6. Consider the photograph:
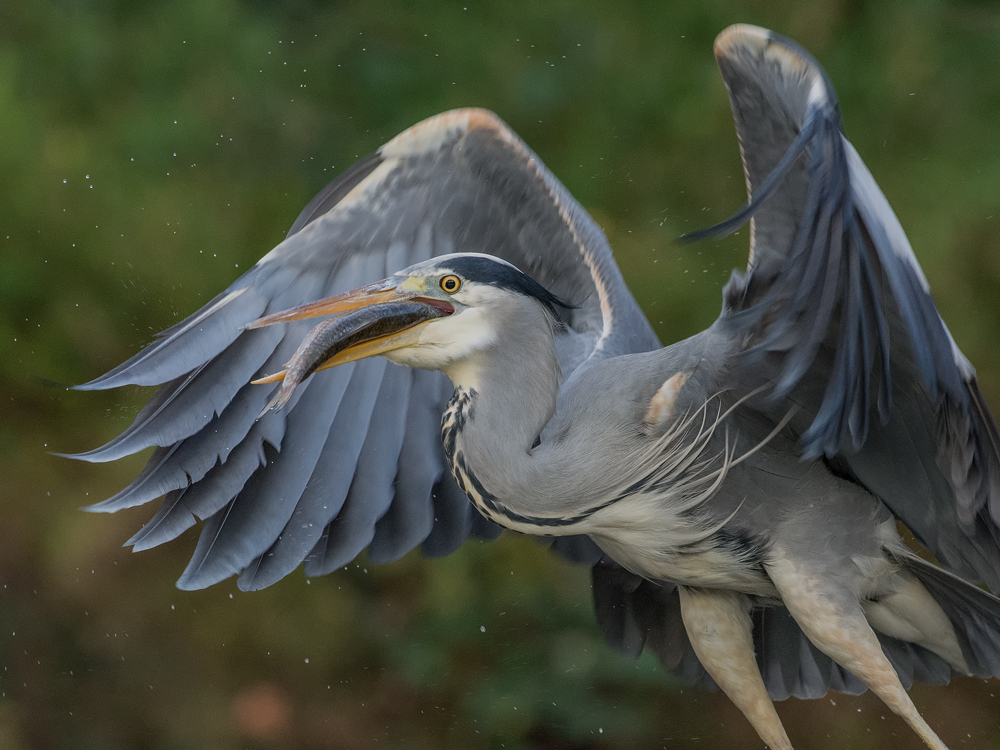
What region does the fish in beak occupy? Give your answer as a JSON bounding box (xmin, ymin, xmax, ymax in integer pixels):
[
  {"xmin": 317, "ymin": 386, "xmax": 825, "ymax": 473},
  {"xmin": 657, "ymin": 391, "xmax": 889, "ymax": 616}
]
[{"xmin": 247, "ymin": 278, "xmax": 453, "ymax": 413}]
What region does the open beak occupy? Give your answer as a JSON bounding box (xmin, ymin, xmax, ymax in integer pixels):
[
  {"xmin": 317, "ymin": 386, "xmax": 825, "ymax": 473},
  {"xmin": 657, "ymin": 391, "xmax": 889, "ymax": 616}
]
[
  {"xmin": 247, "ymin": 279, "xmax": 428, "ymax": 329},
  {"xmin": 247, "ymin": 278, "xmax": 453, "ymax": 413}
]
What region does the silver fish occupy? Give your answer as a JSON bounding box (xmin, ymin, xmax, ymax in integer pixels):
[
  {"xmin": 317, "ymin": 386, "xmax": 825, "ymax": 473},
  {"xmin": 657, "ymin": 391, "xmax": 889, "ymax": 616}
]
[{"xmin": 257, "ymin": 302, "xmax": 450, "ymax": 415}]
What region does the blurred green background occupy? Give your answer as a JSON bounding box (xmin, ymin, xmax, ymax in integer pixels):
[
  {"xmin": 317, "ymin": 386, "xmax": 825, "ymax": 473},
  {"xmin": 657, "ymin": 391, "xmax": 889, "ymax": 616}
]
[{"xmin": 3, "ymin": 0, "xmax": 1000, "ymax": 748}]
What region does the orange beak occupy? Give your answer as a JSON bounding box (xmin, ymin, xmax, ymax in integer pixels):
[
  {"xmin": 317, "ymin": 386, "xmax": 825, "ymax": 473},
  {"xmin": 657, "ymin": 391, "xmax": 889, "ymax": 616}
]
[
  {"xmin": 245, "ymin": 278, "xmax": 454, "ymax": 413},
  {"xmin": 245, "ymin": 279, "xmax": 418, "ymax": 330}
]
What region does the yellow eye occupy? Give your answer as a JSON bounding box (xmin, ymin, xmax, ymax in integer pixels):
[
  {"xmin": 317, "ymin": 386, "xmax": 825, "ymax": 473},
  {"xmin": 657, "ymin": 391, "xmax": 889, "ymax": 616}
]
[{"xmin": 440, "ymin": 275, "xmax": 462, "ymax": 293}]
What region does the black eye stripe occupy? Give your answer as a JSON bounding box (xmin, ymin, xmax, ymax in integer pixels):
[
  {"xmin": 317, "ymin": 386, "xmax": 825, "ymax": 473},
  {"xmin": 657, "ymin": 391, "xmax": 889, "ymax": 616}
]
[{"xmin": 433, "ymin": 256, "xmax": 570, "ymax": 313}]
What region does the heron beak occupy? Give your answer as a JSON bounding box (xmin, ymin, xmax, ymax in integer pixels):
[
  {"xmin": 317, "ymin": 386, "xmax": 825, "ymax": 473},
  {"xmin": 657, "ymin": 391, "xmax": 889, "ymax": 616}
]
[
  {"xmin": 245, "ymin": 277, "xmax": 430, "ymax": 329},
  {"xmin": 248, "ymin": 277, "xmax": 454, "ymax": 412}
]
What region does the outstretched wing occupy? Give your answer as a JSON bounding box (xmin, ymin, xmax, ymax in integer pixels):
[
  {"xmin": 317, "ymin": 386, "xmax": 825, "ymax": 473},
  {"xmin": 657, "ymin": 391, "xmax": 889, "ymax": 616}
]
[
  {"xmin": 66, "ymin": 109, "xmax": 657, "ymax": 591},
  {"xmin": 700, "ymin": 25, "xmax": 1000, "ymax": 589}
]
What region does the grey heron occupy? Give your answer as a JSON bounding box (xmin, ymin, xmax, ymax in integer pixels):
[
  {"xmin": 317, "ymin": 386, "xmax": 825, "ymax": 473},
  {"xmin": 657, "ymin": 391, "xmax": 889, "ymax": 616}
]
[{"xmin": 65, "ymin": 24, "xmax": 1000, "ymax": 750}]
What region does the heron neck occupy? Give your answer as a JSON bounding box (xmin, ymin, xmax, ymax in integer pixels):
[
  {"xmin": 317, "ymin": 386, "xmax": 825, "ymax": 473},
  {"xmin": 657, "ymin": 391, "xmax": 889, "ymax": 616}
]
[
  {"xmin": 440, "ymin": 314, "xmax": 561, "ymax": 462},
  {"xmin": 440, "ymin": 311, "xmax": 599, "ymax": 534}
]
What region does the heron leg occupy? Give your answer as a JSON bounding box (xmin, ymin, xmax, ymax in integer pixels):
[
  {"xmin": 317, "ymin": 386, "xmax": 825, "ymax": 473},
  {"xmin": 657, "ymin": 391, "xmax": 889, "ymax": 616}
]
[
  {"xmin": 765, "ymin": 550, "xmax": 950, "ymax": 750},
  {"xmin": 678, "ymin": 586, "xmax": 793, "ymax": 750}
]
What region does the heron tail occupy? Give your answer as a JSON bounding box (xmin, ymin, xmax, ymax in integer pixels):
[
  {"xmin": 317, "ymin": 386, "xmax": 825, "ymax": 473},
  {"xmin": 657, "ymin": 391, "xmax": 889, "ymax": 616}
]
[{"xmin": 900, "ymin": 554, "xmax": 1000, "ymax": 679}]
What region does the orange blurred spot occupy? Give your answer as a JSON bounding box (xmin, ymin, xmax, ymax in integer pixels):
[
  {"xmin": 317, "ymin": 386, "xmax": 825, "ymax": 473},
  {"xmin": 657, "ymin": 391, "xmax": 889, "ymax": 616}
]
[{"xmin": 231, "ymin": 682, "xmax": 292, "ymax": 739}]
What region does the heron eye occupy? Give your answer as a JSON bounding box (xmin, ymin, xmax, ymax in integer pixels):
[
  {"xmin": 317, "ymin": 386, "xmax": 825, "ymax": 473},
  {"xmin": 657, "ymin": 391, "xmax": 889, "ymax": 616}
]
[{"xmin": 440, "ymin": 275, "xmax": 462, "ymax": 293}]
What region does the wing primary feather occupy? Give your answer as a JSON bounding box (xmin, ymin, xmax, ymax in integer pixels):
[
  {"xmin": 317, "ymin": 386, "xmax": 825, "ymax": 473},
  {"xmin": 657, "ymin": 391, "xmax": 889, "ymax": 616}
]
[
  {"xmin": 176, "ymin": 494, "xmax": 241, "ymax": 589},
  {"xmin": 786, "ymin": 121, "xmax": 848, "ymax": 306},
  {"xmin": 74, "ymin": 277, "xmax": 268, "ymax": 391},
  {"xmin": 855, "ymin": 201, "xmax": 959, "ymax": 403},
  {"xmin": 90, "ymin": 365, "xmax": 287, "ymax": 515},
  {"xmin": 86, "ymin": 443, "xmax": 180, "ymax": 512},
  {"xmin": 969, "ymin": 385, "xmax": 1000, "ymax": 524},
  {"xmin": 85, "ymin": 324, "xmax": 302, "ymax": 510},
  {"xmin": 803, "ymin": 250, "xmax": 855, "ymax": 455},
  {"xmin": 242, "ymin": 358, "xmax": 390, "ymax": 588},
  {"xmin": 766, "ymin": 118, "xmax": 847, "ymax": 361},
  {"xmin": 421, "ymin": 476, "xmax": 476, "ymax": 558},
  {"xmin": 126, "ymin": 393, "xmax": 293, "ymax": 552},
  {"xmin": 774, "ymin": 189, "xmax": 845, "ymax": 401},
  {"xmin": 124, "ymin": 488, "xmax": 188, "ymax": 547},
  {"xmin": 122, "ymin": 254, "xmax": 372, "ymax": 548},
  {"xmin": 176, "ymin": 362, "xmax": 359, "ymax": 590},
  {"xmin": 284, "ymin": 361, "xmax": 406, "ymax": 583},
  {"xmin": 67, "ymin": 326, "xmax": 282, "ymax": 464},
  {"xmin": 714, "ymin": 98, "xmax": 969, "ymax": 459},
  {"xmin": 367, "ymin": 369, "xmax": 450, "ymax": 564},
  {"xmin": 846, "ymin": 241, "xmax": 872, "ymax": 448},
  {"xmin": 852, "ymin": 218, "xmax": 893, "ymax": 422},
  {"xmin": 58, "ymin": 372, "xmax": 194, "ymax": 462}
]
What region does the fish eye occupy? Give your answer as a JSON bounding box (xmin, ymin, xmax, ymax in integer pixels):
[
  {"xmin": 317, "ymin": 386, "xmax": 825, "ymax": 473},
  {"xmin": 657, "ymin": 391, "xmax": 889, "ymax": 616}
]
[{"xmin": 440, "ymin": 275, "xmax": 462, "ymax": 293}]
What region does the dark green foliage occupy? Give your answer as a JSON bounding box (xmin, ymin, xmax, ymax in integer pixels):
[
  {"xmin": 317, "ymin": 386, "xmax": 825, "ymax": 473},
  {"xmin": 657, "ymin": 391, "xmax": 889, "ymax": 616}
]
[{"xmin": 2, "ymin": 1, "xmax": 1000, "ymax": 747}]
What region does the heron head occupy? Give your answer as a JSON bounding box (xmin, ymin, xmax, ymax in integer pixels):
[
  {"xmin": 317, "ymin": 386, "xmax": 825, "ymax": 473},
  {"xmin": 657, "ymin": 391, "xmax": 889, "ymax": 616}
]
[{"xmin": 248, "ymin": 253, "xmax": 567, "ymax": 406}]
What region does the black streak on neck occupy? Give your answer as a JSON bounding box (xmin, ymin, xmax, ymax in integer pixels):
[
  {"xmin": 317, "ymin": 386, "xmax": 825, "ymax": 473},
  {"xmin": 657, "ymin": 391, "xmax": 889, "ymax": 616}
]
[{"xmin": 441, "ymin": 386, "xmax": 618, "ymax": 530}]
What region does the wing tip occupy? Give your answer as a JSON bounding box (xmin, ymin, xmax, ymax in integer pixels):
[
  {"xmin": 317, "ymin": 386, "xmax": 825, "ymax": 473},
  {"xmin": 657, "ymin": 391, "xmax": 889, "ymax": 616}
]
[
  {"xmin": 52, "ymin": 434, "xmax": 149, "ymax": 464},
  {"xmin": 175, "ymin": 561, "xmax": 223, "ymax": 591},
  {"xmin": 81, "ymin": 499, "xmax": 118, "ymax": 513},
  {"xmin": 174, "ymin": 577, "xmax": 209, "ymax": 592},
  {"xmin": 380, "ymin": 108, "xmax": 515, "ymax": 159},
  {"xmin": 714, "ymin": 24, "xmax": 773, "ymax": 59},
  {"xmin": 52, "ymin": 448, "xmax": 118, "ymax": 464},
  {"xmin": 71, "ymin": 372, "xmax": 133, "ymax": 392},
  {"xmin": 714, "ymin": 24, "xmax": 832, "ymax": 108}
]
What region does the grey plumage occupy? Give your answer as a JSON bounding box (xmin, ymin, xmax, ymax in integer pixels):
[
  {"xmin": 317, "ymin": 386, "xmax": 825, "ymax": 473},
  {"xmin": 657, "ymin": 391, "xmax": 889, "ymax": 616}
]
[
  {"xmin": 367, "ymin": 368, "xmax": 456, "ymax": 563},
  {"xmin": 70, "ymin": 107, "xmax": 650, "ymax": 584},
  {"xmin": 704, "ymin": 32, "xmax": 1000, "ymax": 592},
  {"xmin": 65, "ymin": 23, "xmax": 1000, "ymax": 750},
  {"xmin": 246, "ymin": 359, "xmax": 401, "ymax": 589}
]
